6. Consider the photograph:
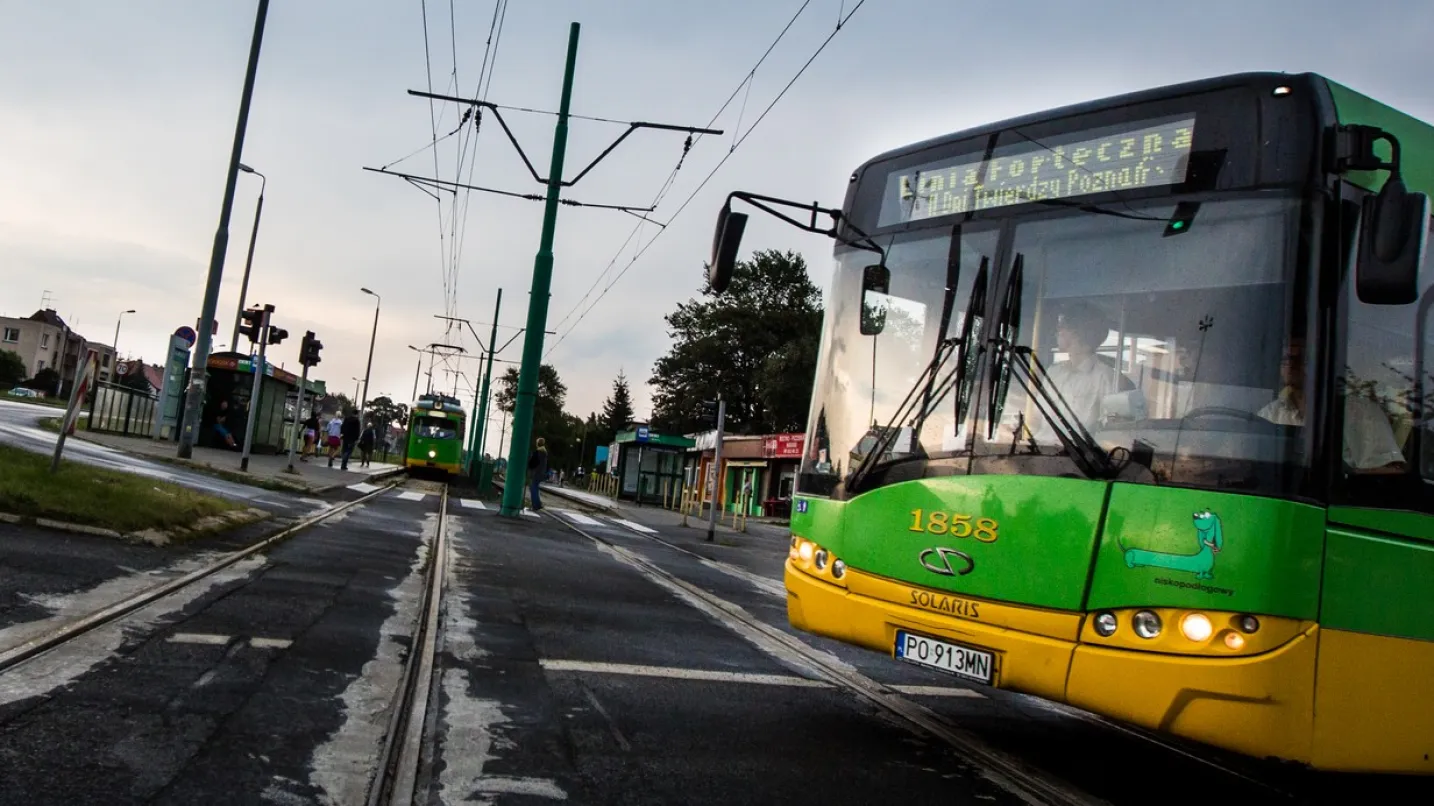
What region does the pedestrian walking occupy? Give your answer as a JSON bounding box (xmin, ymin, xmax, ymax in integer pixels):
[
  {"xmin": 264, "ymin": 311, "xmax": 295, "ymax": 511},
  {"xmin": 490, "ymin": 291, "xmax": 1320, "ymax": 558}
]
[
  {"xmin": 358, "ymin": 419, "xmax": 376, "ymax": 468},
  {"xmin": 301, "ymin": 411, "xmax": 319, "ymax": 461},
  {"xmin": 325, "ymin": 415, "xmax": 343, "ymax": 466},
  {"xmin": 340, "ymin": 409, "xmax": 361, "ymax": 471},
  {"xmin": 527, "ymin": 437, "xmax": 548, "ymax": 511}
]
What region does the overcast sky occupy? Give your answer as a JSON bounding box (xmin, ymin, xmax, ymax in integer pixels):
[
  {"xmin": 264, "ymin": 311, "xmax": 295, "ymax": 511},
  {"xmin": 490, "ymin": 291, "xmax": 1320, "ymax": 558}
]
[{"xmin": 3, "ymin": 0, "xmax": 1431, "ymax": 455}]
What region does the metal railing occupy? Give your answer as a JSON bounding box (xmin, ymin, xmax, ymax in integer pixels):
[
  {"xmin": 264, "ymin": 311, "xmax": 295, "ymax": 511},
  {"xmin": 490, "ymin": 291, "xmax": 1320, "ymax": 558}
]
[{"xmin": 88, "ymin": 382, "xmax": 158, "ymax": 438}]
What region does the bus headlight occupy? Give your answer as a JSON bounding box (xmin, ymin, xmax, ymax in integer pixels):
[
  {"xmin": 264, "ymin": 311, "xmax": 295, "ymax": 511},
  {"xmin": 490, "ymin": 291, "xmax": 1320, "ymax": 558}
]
[
  {"xmin": 1180, "ymin": 612, "xmax": 1213, "ymax": 643},
  {"xmin": 1093, "ymin": 611, "xmax": 1118, "ymax": 637},
  {"xmin": 1132, "ymin": 610, "xmax": 1162, "ymax": 639}
]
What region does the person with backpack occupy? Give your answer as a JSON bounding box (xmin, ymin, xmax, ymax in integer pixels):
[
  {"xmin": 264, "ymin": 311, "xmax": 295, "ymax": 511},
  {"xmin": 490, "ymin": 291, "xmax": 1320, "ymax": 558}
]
[
  {"xmin": 358, "ymin": 419, "xmax": 377, "ymax": 468},
  {"xmin": 527, "ymin": 437, "xmax": 548, "ymax": 511}
]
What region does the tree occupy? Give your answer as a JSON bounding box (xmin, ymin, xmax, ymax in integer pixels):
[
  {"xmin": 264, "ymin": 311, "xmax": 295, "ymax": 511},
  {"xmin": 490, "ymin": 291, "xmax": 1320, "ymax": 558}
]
[
  {"xmin": 23, "ymin": 368, "xmax": 60, "ymax": 395},
  {"xmin": 317, "ymin": 393, "xmax": 354, "ymax": 416},
  {"xmin": 650, "ymin": 249, "xmax": 822, "ymax": 435},
  {"xmin": 363, "ymin": 395, "xmax": 409, "ymax": 429},
  {"xmin": 600, "ymin": 371, "xmax": 635, "ymax": 437},
  {"xmin": 495, "ymin": 363, "xmax": 573, "ymax": 466},
  {"xmin": 0, "ymin": 350, "xmax": 26, "ymax": 388}
]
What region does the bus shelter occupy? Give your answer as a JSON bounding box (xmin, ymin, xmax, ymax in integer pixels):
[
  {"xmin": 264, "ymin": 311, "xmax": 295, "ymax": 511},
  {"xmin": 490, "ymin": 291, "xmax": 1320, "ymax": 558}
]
[
  {"xmin": 612, "ymin": 426, "xmax": 694, "ymax": 505},
  {"xmin": 199, "ymin": 352, "xmax": 325, "ymax": 453}
]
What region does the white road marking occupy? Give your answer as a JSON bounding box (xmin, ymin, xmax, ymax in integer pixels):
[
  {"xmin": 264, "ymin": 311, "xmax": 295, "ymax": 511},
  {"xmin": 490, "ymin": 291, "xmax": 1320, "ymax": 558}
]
[
  {"xmin": 471, "ymin": 776, "xmax": 568, "ymax": 799},
  {"xmin": 299, "ymin": 497, "xmax": 328, "ymax": 507},
  {"xmin": 347, "ymin": 482, "xmax": 380, "ymax": 494},
  {"xmin": 554, "ymin": 509, "xmax": 600, "ymax": 526},
  {"xmin": 167, "ymin": 632, "xmax": 231, "ymax": 645},
  {"xmin": 397, "ymin": 491, "xmax": 427, "ymax": 502},
  {"xmin": 539, "ymin": 659, "xmax": 828, "ymax": 688},
  {"xmin": 522, "ymin": 509, "xmax": 539, "ymax": 518},
  {"xmin": 250, "ymin": 637, "xmax": 293, "ymax": 650},
  {"xmin": 611, "ymin": 518, "xmax": 656, "ymax": 534},
  {"xmin": 890, "ymin": 684, "xmax": 985, "ymax": 699},
  {"xmin": 459, "ymin": 498, "xmax": 486, "ymax": 510}
]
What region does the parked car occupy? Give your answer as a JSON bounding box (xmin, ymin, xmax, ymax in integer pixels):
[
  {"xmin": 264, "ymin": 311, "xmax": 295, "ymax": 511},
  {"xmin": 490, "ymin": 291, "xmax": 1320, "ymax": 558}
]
[{"xmin": 7, "ymin": 387, "xmax": 42, "ymax": 398}]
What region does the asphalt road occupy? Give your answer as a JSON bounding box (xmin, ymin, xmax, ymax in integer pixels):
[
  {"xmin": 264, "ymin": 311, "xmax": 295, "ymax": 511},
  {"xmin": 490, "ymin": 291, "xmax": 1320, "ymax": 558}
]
[{"xmin": 0, "ymin": 479, "xmax": 1430, "ymax": 805}]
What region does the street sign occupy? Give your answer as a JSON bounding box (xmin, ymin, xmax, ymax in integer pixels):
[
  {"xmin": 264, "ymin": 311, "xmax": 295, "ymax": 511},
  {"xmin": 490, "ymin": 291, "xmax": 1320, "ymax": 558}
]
[
  {"xmin": 636, "ymin": 425, "xmax": 650, "ymax": 442},
  {"xmin": 174, "ymin": 325, "xmax": 197, "ymax": 347}
]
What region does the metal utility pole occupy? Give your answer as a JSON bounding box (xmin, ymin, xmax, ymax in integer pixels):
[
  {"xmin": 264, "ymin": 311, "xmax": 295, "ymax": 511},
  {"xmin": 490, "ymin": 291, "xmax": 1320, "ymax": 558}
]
[
  {"xmin": 498, "ymin": 23, "xmax": 580, "ymax": 517},
  {"xmin": 474, "ymin": 289, "xmax": 501, "ymax": 462},
  {"xmin": 287, "ymin": 360, "xmax": 310, "ymax": 474},
  {"xmin": 706, "ymin": 396, "xmax": 727, "ymax": 543},
  {"xmin": 112, "ymin": 309, "xmax": 135, "ymax": 366},
  {"xmin": 178, "ymin": 0, "xmax": 270, "ymax": 459},
  {"xmin": 229, "ymin": 163, "xmax": 266, "ymax": 349},
  {"xmin": 408, "ymin": 345, "xmax": 423, "ymax": 401},
  {"xmin": 240, "ymin": 305, "xmax": 274, "ymax": 473},
  {"xmin": 359, "ymin": 287, "xmax": 380, "ymax": 417}
]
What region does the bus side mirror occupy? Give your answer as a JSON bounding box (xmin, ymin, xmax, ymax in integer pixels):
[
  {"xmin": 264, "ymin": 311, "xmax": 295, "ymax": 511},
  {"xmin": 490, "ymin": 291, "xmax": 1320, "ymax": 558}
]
[
  {"xmin": 1357, "ymin": 177, "xmax": 1428, "ymax": 305},
  {"xmin": 709, "ymin": 205, "xmax": 748, "ymax": 294},
  {"xmin": 860, "ymin": 264, "xmax": 891, "ymax": 336}
]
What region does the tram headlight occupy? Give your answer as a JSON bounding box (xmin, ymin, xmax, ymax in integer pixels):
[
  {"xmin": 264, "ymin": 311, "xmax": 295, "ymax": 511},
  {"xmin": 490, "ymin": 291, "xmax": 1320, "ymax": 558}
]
[
  {"xmin": 1180, "ymin": 612, "xmax": 1213, "ymax": 643},
  {"xmin": 428, "ymin": 449, "xmax": 437, "ymax": 458},
  {"xmin": 1132, "ymin": 610, "xmax": 1162, "ymax": 639},
  {"xmin": 831, "ymin": 559, "xmax": 846, "ymax": 579},
  {"xmin": 1223, "ymin": 632, "xmax": 1246, "ymax": 650},
  {"xmin": 798, "ymin": 542, "xmax": 814, "ymax": 562},
  {"xmin": 814, "ymin": 549, "xmax": 828, "ymax": 571},
  {"xmin": 1093, "ymin": 611, "xmax": 1118, "ymax": 637},
  {"xmin": 1236, "ymin": 614, "xmax": 1260, "ymax": 634}
]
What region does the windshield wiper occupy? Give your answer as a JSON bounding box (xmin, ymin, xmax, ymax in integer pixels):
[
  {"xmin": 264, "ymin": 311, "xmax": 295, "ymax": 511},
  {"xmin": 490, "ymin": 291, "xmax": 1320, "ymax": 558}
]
[
  {"xmin": 1005, "ymin": 346, "xmax": 1120, "ymax": 479},
  {"xmin": 847, "ymin": 260, "xmax": 990, "ymax": 493}
]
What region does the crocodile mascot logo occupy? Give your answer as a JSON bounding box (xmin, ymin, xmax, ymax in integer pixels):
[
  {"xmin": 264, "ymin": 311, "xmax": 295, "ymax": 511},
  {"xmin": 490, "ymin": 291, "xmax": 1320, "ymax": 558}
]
[{"xmin": 1123, "ymin": 510, "xmax": 1224, "ymax": 580}]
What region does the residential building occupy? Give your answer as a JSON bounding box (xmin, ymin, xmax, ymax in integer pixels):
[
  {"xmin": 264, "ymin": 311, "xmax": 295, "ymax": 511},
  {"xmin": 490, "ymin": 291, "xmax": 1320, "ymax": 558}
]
[{"xmin": 0, "ymin": 309, "xmax": 116, "ymax": 392}]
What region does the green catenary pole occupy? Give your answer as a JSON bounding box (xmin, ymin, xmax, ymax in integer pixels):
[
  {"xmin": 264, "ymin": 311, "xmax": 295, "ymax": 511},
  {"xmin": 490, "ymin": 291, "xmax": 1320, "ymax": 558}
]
[
  {"xmin": 500, "ymin": 22, "xmax": 579, "ymax": 516},
  {"xmin": 473, "ymin": 288, "xmax": 502, "ymax": 464}
]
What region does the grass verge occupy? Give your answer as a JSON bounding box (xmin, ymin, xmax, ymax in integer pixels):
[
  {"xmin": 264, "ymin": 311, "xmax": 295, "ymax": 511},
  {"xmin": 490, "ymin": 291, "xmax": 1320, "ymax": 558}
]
[{"xmin": 0, "ymin": 443, "xmax": 241, "ymax": 534}]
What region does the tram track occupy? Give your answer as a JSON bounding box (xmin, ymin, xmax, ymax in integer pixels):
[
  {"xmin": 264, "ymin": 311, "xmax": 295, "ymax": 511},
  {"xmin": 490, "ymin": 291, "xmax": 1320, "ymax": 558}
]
[
  {"xmin": 366, "ymin": 481, "xmax": 450, "ymax": 806},
  {"xmin": 0, "ymin": 481, "xmax": 402, "ymax": 674}
]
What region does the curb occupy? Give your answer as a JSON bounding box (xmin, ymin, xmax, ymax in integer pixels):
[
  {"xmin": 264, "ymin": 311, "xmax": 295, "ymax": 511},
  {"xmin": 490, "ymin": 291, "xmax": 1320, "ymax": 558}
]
[
  {"xmin": 311, "ymin": 465, "xmax": 407, "ymax": 495},
  {"xmin": 0, "ymin": 507, "xmax": 271, "ymax": 545}
]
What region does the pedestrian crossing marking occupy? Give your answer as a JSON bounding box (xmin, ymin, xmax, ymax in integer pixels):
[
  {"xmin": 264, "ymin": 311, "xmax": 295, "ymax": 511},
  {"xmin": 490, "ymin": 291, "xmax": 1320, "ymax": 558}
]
[
  {"xmin": 612, "ymin": 518, "xmax": 656, "ymax": 534},
  {"xmin": 347, "ymin": 482, "xmax": 380, "ymax": 494},
  {"xmin": 250, "ymin": 637, "xmax": 293, "ymax": 650},
  {"xmin": 540, "ymin": 659, "xmax": 828, "ymax": 688},
  {"xmin": 459, "ymin": 498, "xmax": 486, "ymax": 510},
  {"xmin": 522, "ymin": 509, "xmax": 540, "ymax": 518},
  {"xmin": 889, "ymin": 684, "xmax": 985, "ymax": 699},
  {"xmin": 168, "ymin": 632, "xmax": 230, "ymax": 645},
  {"xmin": 396, "ymin": 491, "xmax": 427, "ymax": 501},
  {"xmin": 554, "ymin": 509, "xmax": 600, "ymax": 526}
]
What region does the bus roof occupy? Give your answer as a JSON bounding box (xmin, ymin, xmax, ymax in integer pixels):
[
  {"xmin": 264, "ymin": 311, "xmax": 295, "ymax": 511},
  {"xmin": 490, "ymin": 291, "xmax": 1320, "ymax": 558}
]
[{"xmin": 853, "ymin": 72, "xmax": 1434, "ymax": 198}]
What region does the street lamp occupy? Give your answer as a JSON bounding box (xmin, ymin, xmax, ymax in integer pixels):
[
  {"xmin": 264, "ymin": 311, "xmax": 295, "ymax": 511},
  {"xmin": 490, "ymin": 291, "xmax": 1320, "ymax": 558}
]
[
  {"xmin": 229, "ymin": 162, "xmax": 266, "ymax": 350},
  {"xmin": 112, "ymin": 309, "xmax": 135, "ymax": 376},
  {"xmin": 359, "ymin": 287, "xmax": 380, "ymax": 421},
  {"xmin": 352, "ymin": 377, "xmax": 362, "ymax": 406},
  {"xmin": 407, "ymin": 344, "xmax": 421, "ymax": 398}
]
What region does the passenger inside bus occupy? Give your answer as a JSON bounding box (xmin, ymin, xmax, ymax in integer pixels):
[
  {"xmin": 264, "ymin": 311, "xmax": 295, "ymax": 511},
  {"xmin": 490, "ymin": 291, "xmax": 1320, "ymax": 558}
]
[{"xmin": 1256, "ymin": 337, "xmax": 1406, "ymax": 474}]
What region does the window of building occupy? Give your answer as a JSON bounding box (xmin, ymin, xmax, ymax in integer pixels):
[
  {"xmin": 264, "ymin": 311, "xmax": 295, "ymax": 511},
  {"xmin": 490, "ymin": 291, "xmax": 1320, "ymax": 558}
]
[
  {"xmin": 2, "ymin": 328, "xmax": 18, "ymax": 343},
  {"xmin": 40, "ymin": 333, "xmax": 49, "ymax": 349}
]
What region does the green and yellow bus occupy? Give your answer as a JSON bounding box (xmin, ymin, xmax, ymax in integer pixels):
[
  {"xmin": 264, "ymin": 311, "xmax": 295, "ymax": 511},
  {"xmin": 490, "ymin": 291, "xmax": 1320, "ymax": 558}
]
[
  {"xmin": 710, "ymin": 72, "xmax": 1432, "ymax": 773},
  {"xmin": 405, "ymin": 393, "xmax": 467, "ymax": 477}
]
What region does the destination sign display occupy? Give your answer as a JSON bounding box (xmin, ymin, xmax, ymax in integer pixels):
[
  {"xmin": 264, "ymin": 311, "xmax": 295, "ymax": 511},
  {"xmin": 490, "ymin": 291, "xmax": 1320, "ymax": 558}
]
[{"xmin": 878, "ymin": 116, "xmax": 1196, "ymax": 226}]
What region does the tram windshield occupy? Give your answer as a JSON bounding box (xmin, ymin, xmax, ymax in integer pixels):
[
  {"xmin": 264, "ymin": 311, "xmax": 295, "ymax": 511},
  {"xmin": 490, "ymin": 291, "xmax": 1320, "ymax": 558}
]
[
  {"xmin": 413, "ymin": 416, "xmax": 459, "ymax": 440},
  {"xmin": 802, "ymin": 194, "xmax": 1319, "ymax": 499}
]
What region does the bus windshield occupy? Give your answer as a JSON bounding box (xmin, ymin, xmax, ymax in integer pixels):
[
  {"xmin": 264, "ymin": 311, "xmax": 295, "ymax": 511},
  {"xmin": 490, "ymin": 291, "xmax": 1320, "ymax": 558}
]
[{"xmin": 802, "ymin": 193, "xmax": 1314, "ymax": 499}]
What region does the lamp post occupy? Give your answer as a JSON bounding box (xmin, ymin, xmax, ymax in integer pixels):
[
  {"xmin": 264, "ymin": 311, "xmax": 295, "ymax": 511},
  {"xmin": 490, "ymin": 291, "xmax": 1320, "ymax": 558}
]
[
  {"xmin": 229, "ymin": 163, "xmax": 266, "ymax": 350},
  {"xmin": 408, "ymin": 345, "xmax": 423, "ymax": 401},
  {"xmin": 359, "ymin": 287, "xmax": 380, "ymax": 418},
  {"xmin": 352, "ymin": 377, "xmax": 361, "ymax": 405},
  {"xmin": 112, "ymin": 309, "xmax": 135, "ymax": 378}
]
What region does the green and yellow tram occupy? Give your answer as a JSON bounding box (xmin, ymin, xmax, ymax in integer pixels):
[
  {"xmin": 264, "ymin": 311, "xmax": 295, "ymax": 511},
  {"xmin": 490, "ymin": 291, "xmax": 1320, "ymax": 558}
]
[
  {"xmin": 405, "ymin": 393, "xmax": 467, "ymax": 477},
  {"xmin": 710, "ymin": 72, "xmax": 1433, "ymax": 773}
]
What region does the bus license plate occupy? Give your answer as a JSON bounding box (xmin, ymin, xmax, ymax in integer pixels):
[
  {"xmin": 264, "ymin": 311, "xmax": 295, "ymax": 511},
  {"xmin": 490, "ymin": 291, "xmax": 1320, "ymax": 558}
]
[{"xmin": 894, "ymin": 630, "xmax": 994, "ymax": 685}]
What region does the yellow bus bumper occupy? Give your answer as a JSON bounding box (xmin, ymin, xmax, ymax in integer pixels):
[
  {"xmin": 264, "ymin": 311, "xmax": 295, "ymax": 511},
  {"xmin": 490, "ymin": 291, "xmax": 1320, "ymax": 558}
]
[{"xmin": 785, "ymin": 561, "xmax": 1320, "ymax": 765}]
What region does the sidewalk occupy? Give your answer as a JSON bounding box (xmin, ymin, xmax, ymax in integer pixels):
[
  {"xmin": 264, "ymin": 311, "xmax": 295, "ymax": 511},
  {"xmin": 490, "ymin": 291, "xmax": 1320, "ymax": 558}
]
[{"xmin": 71, "ymin": 430, "xmax": 404, "ymax": 493}]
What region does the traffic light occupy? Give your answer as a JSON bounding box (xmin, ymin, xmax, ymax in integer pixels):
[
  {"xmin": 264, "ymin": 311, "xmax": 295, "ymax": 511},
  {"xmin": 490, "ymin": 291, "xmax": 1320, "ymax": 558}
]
[
  {"xmin": 267, "ymin": 326, "xmax": 289, "ymax": 346},
  {"xmin": 300, "ymin": 331, "xmax": 323, "ymax": 367},
  {"xmin": 699, "ymin": 399, "xmax": 719, "ymax": 428},
  {"xmin": 238, "ymin": 307, "xmax": 265, "ymax": 344}
]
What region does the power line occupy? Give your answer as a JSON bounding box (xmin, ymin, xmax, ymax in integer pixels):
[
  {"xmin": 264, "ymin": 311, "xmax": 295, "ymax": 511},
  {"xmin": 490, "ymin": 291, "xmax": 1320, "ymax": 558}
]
[
  {"xmin": 549, "ymin": 0, "xmax": 816, "ymax": 334},
  {"xmin": 547, "ymin": 0, "xmax": 867, "ymax": 357},
  {"xmin": 419, "ymin": 0, "xmax": 451, "ymax": 329}
]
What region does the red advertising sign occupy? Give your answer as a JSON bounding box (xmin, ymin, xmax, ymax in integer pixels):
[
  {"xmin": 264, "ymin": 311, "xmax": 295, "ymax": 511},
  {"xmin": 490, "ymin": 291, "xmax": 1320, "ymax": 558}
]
[{"xmin": 762, "ymin": 433, "xmax": 805, "ymax": 459}]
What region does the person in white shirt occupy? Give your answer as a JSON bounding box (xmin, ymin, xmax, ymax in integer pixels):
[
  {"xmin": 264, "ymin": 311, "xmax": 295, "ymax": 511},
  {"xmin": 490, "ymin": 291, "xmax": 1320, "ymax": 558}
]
[
  {"xmin": 1034, "ymin": 303, "xmax": 1124, "ymax": 443},
  {"xmin": 1257, "ymin": 338, "xmax": 1405, "ymax": 474}
]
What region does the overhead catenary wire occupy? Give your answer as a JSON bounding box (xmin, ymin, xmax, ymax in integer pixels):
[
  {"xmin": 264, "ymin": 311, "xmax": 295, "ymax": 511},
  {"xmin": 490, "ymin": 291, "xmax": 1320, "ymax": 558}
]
[
  {"xmin": 546, "ymin": 0, "xmax": 868, "ymax": 357},
  {"xmin": 548, "ymin": 0, "xmax": 817, "ymax": 336}
]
